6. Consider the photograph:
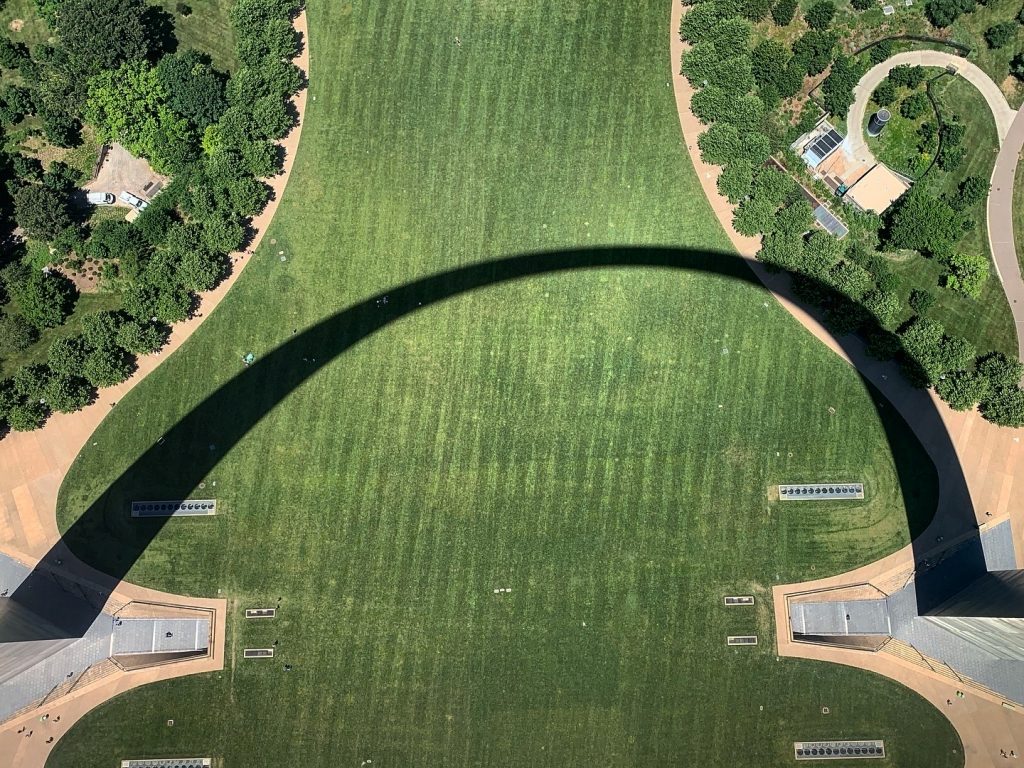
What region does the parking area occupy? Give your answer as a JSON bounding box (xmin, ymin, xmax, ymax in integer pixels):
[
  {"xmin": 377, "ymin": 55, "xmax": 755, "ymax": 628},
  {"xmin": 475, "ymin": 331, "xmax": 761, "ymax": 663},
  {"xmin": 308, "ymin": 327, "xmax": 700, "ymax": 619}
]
[{"xmin": 86, "ymin": 143, "xmax": 166, "ymax": 209}]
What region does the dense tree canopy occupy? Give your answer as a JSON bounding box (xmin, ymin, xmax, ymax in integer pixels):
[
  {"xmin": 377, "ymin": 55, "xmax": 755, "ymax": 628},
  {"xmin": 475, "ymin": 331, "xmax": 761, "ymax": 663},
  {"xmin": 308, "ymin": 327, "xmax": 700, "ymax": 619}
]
[
  {"xmin": 885, "ymin": 188, "xmax": 964, "ymax": 256},
  {"xmin": 86, "ymin": 61, "xmax": 195, "ymax": 174},
  {"xmin": 13, "ymin": 184, "xmax": 73, "ymax": 240},
  {"xmin": 156, "ymin": 50, "xmax": 228, "ymax": 131},
  {"xmin": 55, "ymin": 0, "xmax": 152, "ymax": 77},
  {"xmin": 804, "ymin": 0, "xmax": 836, "ymax": 30}
]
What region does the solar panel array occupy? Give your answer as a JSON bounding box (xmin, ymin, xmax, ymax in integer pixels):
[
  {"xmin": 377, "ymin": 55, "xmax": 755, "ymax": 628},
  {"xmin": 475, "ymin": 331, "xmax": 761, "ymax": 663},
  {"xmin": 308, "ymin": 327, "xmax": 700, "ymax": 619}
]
[
  {"xmin": 121, "ymin": 760, "xmax": 211, "ymax": 768},
  {"xmin": 807, "ymin": 129, "xmax": 842, "ymax": 161},
  {"xmin": 795, "ymin": 740, "xmax": 885, "ymax": 760},
  {"xmin": 245, "ymin": 608, "xmax": 277, "ymax": 618},
  {"xmin": 813, "ymin": 205, "xmax": 849, "ymax": 239},
  {"xmin": 778, "ymin": 483, "xmax": 864, "ymax": 501},
  {"xmin": 131, "ymin": 499, "xmax": 217, "ymax": 517},
  {"xmin": 243, "ymin": 648, "xmax": 275, "ymax": 658}
]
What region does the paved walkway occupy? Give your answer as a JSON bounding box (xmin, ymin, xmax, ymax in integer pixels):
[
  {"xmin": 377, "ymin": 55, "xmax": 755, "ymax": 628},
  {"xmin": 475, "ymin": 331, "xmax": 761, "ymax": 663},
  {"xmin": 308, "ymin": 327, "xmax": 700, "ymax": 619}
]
[
  {"xmin": 670, "ymin": 4, "xmax": 1024, "ymax": 765},
  {"xmin": 988, "ymin": 105, "xmax": 1024, "ymax": 357},
  {"xmin": 846, "ymin": 50, "xmax": 1015, "ymax": 167},
  {"xmin": 0, "ymin": 11, "xmax": 310, "ymax": 768}
]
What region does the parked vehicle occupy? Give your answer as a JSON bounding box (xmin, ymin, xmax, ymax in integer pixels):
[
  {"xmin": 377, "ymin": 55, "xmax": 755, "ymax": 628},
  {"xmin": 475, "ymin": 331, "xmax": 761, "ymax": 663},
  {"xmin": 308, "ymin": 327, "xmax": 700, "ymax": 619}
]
[
  {"xmin": 118, "ymin": 190, "xmax": 149, "ymax": 211},
  {"xmin": 87, "ymin": 191, "xmax": 115, "ymax": 205}
]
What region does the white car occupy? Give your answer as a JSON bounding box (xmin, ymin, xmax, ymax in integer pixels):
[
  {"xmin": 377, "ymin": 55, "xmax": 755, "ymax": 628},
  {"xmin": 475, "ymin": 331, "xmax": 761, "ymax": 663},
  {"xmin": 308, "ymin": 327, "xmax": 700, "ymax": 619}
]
[
  {"xmin": 87, "ymin": 191, "xmax": 115, "ymax": 205},
  {"xmin": 119, "ymin": 190, "xmax": 149, "ymax": 211}
]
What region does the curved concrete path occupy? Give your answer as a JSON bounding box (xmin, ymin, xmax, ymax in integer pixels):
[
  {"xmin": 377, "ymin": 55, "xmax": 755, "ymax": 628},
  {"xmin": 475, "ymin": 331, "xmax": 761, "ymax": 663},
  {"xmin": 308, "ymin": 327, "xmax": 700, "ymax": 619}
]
[
  {"xmin": 847, "ymin": 49, "xmax": 1024, "ymax": 362},
  {"xmin": 989, "ymin": 106, "xmax": 1024, "ymax": 354},
  {"xmin": 671, "ymin": 5, "xmax": 1024, "ymax": 766},
  {"xmin": 0, "ymin": 11, "xmax": 310, "ymax": 768}
]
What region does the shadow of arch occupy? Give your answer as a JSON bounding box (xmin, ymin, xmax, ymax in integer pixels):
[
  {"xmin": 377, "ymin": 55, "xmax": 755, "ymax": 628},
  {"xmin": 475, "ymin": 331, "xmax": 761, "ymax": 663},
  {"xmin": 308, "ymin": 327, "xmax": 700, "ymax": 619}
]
[{"xmin": 1, "ymin": 245, "xmax": 983, "ymax": 642}]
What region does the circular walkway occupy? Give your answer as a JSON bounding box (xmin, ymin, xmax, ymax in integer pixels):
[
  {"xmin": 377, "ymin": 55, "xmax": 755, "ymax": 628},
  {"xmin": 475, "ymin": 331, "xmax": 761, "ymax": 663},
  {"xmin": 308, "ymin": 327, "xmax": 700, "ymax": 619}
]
[{"xmin": 845, "ymin": 49, "xmax": 1024, "ymax": 361}]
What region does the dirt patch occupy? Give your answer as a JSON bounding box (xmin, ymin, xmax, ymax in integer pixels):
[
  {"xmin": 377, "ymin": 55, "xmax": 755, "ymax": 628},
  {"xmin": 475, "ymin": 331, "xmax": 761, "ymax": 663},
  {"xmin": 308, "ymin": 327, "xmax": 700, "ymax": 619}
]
[{"xmin": 8, "ymin": 19, "xmax": 24, "ymax": 32}]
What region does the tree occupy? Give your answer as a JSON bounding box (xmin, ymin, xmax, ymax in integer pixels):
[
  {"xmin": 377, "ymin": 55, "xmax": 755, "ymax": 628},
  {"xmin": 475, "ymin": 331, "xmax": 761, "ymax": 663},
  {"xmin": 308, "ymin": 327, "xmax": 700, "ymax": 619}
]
[
  {"xmin": 821, "ymin": 55, "xmax": 862, "ymax": 117},
  {"xmin": 156, "ymin": 50, "xmax": 228, "ymax": 131},
  {"xmin": 952, "ymin": 175, "xmax": 988, "ymax": 210},
  {"xmin": 751, "ymin": 39, "xmax": 791, "ymax": 92},
  {"xmin": 791, "ymin": 30, "xmax": 838, "ymax": 76},
  {"xmin": 984, "ymin": 21, "xmax": 1016, "ymax": 48},
  {"xmin": 742, "ymin": 0, "xmax": 773, "ymax": 21},
  {"xmin": 116, "ymin": 319, "xmax": 165, "ymax": 354},
  {"xmin": 679, "ymin": 2, "xmax": 727, "ymax": 44},
  {"xmin": 733, "ymin": 197, "xmax": 776, "ymax": 236},
  {"xmin": 1013, "ymin": 53, "xmax": 1024, "ymax": 82},
  {"xmin": 250, "ymin": 95, "xmax": 293, "ymax": 140},
  {"xmin": 48, "ymin": 335, "xmax": 90, "ymax": 377},
  {"xmin": 941, "ymin": 252, "xmax": 989, "ymax": 298},
  {"xmin": 909, "ymin": 287, "xmax": 935, "ymax": 315},
  {"xmin": 775, "ymin": 200, "xmax": 814, "ymax": 236},
  {"xmin": 7, "ymin": 402, "xmax": 47, "ymax": 431},
  {"xmin": 697, "ymin": 122, "xmax": 771, "ymax": 167},
  {"xmin": 899, "ymin": 318, "xmax": 975, "ymax": 385},
  {"xmin": 708, "ymin": 18, "xmax": 753, "ymax": 59},
  {"xmin": 772, "ymin": 0, "xmax": 799, "ymax": 25},
  {"xmin": 885, "ymin": 188, "xmax": 963, "ymax": 256},
  {"xmin": 935, "ymin": 369, "xmax": 989, "ymax": 411},
  {"xmin": 869, "ymin": 40, "xmax": 894, "ymax": 65},
  {"xmin": 872, "ymin": 80, "xmax": 897, "ymax": 106},
  {"xmin": 12, "ymin": 363, "xmax": 50, "ymax": 400},
  {"xmin": 82, "ymin": 344, "xmax": 134, "ymax": 387},
  {"xmin": 55, "ymin": 0, "xmax": 153, "ymax": 77},
  {"xmin": 888, "ymin": 64, "xmax": 926, "ymax": 89},
  {"xmin": 13, "ymin": 184, "xmax": 73, "ymax": 240},
  {"xmin": 828, "ymin": 260, "xmax": 874, "ymax": 300},
  {"xmin": 937, "ymin": 144, "xmax": 966, "ymax": 172},
  {"xmin": 981, "ymin": 389, "xmax": 1024, "ymax": 426},
  {"xmin": 0, "ymin": 313, "xmax": 40, "ymax": 355},
  {"xmin": 43, "ymin": 374, "xmax": 93, "ymax": 412},
  {"xmin": 717, "ymin": 161, "xmax": 755, "ymax": 203},
  {"xmin": 804, "ymin": 0, "xmax": 836, "ymax": 30},
  {"xmin": 925, "ymin": 0, "xmax": 975, "ymax": 28},
  {"xmin": 10, "ymin": 271, "xmax": 77, "ymax": 328},
  {"xmin": 0, "ymin": 39, "xmax": 30, "ymax": 70},
  {"xmin": 900, "ymin": 91, "xmax": 929, "ymax": 119},
  {"xmin": 86, "ymin": 61, "xmax": 195, "ymax": 175},
  {"xmin": 852, "ymin": 0, "xmax": 873, "ymax": 7},
  {"xmin": 87, "ymin": 219, "xmax": 151, "ymax": 261},
  {"xmin": 81, "ymin": 311, "xmax": 122, "ymax": 349},
  {"xmin": 863, "ymin": 289, "xmax": 903, "ymax": 330}
]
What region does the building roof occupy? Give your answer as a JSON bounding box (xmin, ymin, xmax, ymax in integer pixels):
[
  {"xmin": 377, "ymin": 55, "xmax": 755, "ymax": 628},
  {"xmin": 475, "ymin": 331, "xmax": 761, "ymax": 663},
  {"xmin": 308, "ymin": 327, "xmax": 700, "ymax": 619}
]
[
  {"xmin": 845, "ymin": 163, "xmax": 909, "ymax": 215},
  {"xmin": 802, "ymin": 128, "xmax": 844, "ymax": 168}
]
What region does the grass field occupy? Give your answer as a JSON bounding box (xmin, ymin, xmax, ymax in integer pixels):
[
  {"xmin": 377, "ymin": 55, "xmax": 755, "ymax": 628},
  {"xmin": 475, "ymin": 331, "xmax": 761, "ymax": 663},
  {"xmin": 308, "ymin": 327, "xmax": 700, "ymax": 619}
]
[
  {"xmin": 868, "ymin": 70, "xmax": 1015, "ymax": 358},
  {"xmin": 48, "ymin": 1, "xmax": 961, "ymax": 766}
]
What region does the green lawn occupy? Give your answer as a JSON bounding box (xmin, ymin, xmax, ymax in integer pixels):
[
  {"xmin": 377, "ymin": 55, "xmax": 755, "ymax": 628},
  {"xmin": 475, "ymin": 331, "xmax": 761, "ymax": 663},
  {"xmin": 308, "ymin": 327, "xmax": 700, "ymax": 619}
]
[
  {"xmin": 867, "ymin": 71, "xmax": 1015, "ymax": 357},
  {"xmin": 47, "ymin": 1, "xmax": 961, "ymax": 767},
  {"xmin": 0, "ymin": 292, "xmax": 121, "ymax": 378}
]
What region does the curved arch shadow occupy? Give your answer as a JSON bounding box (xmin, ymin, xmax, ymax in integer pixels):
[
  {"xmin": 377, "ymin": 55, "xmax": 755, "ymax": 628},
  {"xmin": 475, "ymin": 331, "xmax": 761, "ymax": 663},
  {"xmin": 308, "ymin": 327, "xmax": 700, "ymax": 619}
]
[{"xmin": 0, "ymin": 246, "xmax": 983, "ymax": 642}]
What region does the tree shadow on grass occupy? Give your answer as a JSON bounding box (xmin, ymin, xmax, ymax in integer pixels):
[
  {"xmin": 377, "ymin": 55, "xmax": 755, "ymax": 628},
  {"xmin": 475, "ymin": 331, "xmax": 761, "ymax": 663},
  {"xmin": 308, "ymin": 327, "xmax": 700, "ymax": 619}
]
[{"xmin": 0, "ymin": 245, "xmax": 985, "ymax": 642}]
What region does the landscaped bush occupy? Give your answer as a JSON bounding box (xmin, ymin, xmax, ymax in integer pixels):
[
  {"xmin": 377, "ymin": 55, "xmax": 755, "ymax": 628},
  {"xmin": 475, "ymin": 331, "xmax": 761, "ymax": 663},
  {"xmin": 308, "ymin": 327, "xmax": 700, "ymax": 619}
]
[
  {"xmin": 804, "ymin": 0, "xmax": 836, "ymax": 30},
  {"xmin": 0, "ymin": 313, "xmax": 39, "ymax": 355},
  {"xmin": 888, "ymin": 64, "xmax": 926, "ymax": 89},
  {"xmin": 821, "ymin": 55, "xmax": 863, "ymax": 117},
  {"xmin": 941, "ymin": 252, "xmax": 989, "ymax": 298},
  {"xmin": 925, "ymin": 0, "xmax": 977, "ymax": 28},
  {"xmin": 771, "ymin": 0, "xmax": 798, "ymax": 25},
  {"xmin": 984, "ymin": 21, "xmax": 1017, "ymax": 48},
  {"xmin": 900, "ymin": 91, "xmax": 930, "ymax": 119},
  {"xmin": 872, "ymin": 80, "xmax": 897, "ymax": 106}
]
